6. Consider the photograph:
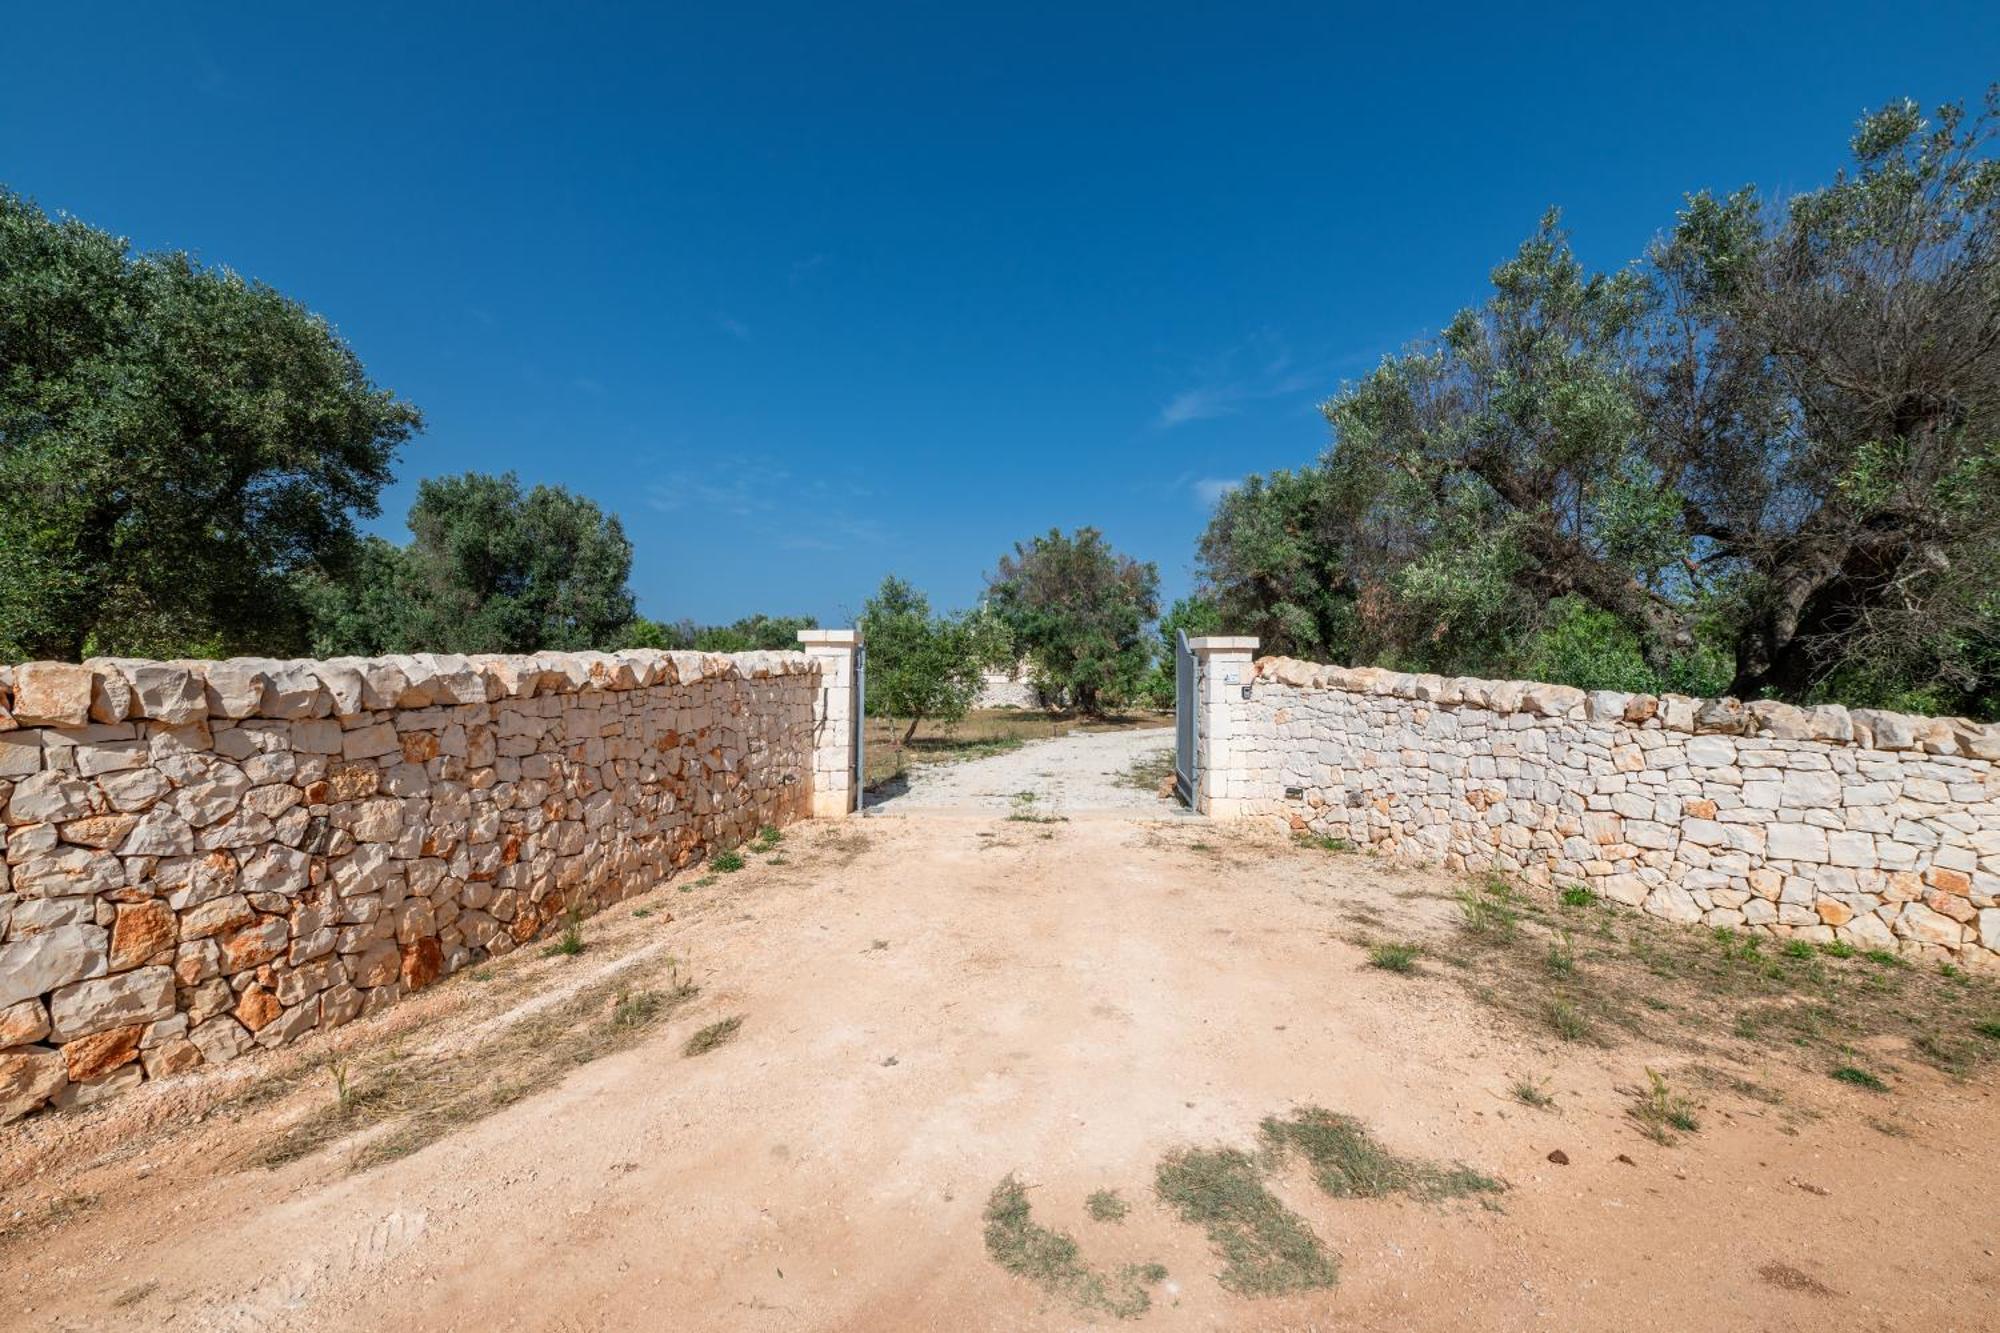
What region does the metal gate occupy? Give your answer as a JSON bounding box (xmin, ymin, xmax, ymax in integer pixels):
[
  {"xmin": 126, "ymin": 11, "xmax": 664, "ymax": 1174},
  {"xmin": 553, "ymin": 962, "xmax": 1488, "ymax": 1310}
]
[
  {"xmin": 853, "ymin": 641, "xmax": 868, "ymax": 814},
  {"xmin": 1173, "ymin": 628, "xmax": 1196, "ymax": 806}
]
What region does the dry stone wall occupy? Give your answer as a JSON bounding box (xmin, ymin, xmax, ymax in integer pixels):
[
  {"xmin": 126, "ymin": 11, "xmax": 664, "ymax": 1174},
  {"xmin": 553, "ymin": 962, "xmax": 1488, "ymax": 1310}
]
[
  {"xmin": 0, "ymin": 648, "xmax": 821, "ymax": 1120},
  {"xmin": 1231, "ymin": 658, "xmax": 2000, "ymax": 968}
]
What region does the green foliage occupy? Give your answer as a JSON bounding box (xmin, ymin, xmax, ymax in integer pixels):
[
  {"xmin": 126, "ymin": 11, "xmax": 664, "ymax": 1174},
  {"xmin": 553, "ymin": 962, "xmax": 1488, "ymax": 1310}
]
[
  {"xmin": 1154, "ymin": 1146, "xmax": 1337, "ymax": 1295},
  {"xmin": 0, "ymin": 190, "xmax": 421, "ymax": 661},
  {"xmin": 1194, "ymin": 468, "xmax": 1357, "ymax": 663},
  {"xmin": 1259, "ymin": 1106, "xmax": 1503, "ymax": 1201},
  {"xmin": 1141, "ymin": 595, "xmax": 1222, "ymax": 708},
  {"xmin": 860, "ymin": 575, "xmax": 1011, "ymax": 743},
  {"xmin": 1830, "ymin": 1065, "xmax": 1888, "ymax": 1092},
  {"xmin": 305, "ymin": 471, "xmax": 638, "ymax": 656},
  {"xmin": 987, "ymin": 527, "xmax": 1160, "ymax": 715},
  {"xmin": 1193, "ymin": 93, "xmax": 2000, "ymax": 718},
  {"xmin": 984, "ymin": 1176, "xmax": 1165, "ymax": 1318},
  {"xmin": 1367, "ymin": 942, "xmax": 1420, "ymax": 974}
]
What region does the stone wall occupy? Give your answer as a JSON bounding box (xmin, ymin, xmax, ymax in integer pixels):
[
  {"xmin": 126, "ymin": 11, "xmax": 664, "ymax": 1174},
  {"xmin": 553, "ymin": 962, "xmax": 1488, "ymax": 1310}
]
[
  {"xmin": 1207, "ymin": 653, "xmax": 2000, "ymax": 968},
  {"xmin": 972, "ymin": 660, "xmax": 1041, "ymax": 711},
  {"xmin": 0, "ymin": 647, "xmax": 836, "ymax": 1121}
]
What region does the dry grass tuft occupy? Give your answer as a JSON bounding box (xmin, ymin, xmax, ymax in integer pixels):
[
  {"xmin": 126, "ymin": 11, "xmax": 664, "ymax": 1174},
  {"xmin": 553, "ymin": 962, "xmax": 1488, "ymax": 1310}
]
[
  {"xmin": 983, "ymin": 1176, "xmax": 1166, "ymax": 1318},
  {"xmin": 254, "ymin": 964, "xmax": 699, "ymax": 1172}
]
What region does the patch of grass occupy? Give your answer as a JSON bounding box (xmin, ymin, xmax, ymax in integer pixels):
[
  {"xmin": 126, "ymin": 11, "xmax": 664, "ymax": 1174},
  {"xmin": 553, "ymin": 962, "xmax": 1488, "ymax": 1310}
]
[
  {"xmin": 632, "ymin": 906, "xmax": 655, "ymax": 919},
  {"xmin": 1189, "ymin": 840, "xmax": 1216, "ymax": 852},
  {"xmin": 1545, "ymin": 996, "xmax": 1593, "ymax": 1043},
  {"xmin": 748, "ymin": 825, "xmax": 784, "ymax": 853},
  {"xmin": 711, "ymin": 850, "xmax": 746, "ymax": 873},
  {"xmin": 1913, "ymin": 1030, "xmax": 1979, "ymax": 1074},
  {"xmin": 1368, "ymin": 942, "xmax": 1421, "ymax": 974},
  {"xmin": 1511, "ymin": 1078, "xmax": 1555, "ymax": 1110},
  {"xmin": 1558, "ymin": 885, "xmax": 1594, "ymax": 908},
  {"xmin": 1782, "ymin": 939, "xmax": 1815, "ymax": 960},
  {"xmin": 1260, "ymin": 1107, "xmax": 1503, "ymax": 1202},
  {"xmin": 1830, "ymin": 1065, "xmax": 1888, "ymax": 1092},
  {"xmin": 1862, "ymin": 949, "xmax": 1906, "ymax": 969},
  {"xmin": 1712, "ymin": 927, "xmax": 1762, "ymax": 964},
  {"xmin": 984, "ymin": 1177, "xmax": 1165, "ymax": 1318},
  {"xmin": 610, "ymin": 988, "xmax": 667, "ymax": 1030},
  {"xmin": 255, "ymin": 965, "xmax": 699, "ymax": 1172},
  {"xmin": 1458, "ymin": 887, "xmax": 1519, "ymax": 939},
  {"xmin": 1085, "ymin": 1189, "xmax": 1130, "ymax": 1222},
  {"xmin": 0, "ymin": 1192, "xmax": 98, "ymax": 1246},
  {"xmin": 1545, "ymin": 928, "xmax": 1578, "ymax": 977},
  {"xmin": 1117, "ymin": 747, "xmax": 1177, "ymax": 794},
  {"xmin": 470, "ymin": 967, "xmax": 495, "ymax": 982},
  {"xmin": 541, "ymin": 904, "xmax": 586, "ymax": 958},
  {"xmin": 682, "ymin": 1015, "xmax": 744, "ymax": 1056},
  {"xmin": 1975, "ymin": 1018, "xmax": 2000, "ymax": 1041},
  {"xmin": 1295, "ymin": 832, "xmax": 1355, "ymax": 852},
  {"xmin": 1628, "ymin": 1068, "xmax": 1699, "ymax": 1145},
  {"xmin": 1818, "ymin": 939, "xmax": 1857, "ymax": 959},
  {"xmin": 1155, "ymin": 1147, "xmax": 1337, "ymax": 1296}
]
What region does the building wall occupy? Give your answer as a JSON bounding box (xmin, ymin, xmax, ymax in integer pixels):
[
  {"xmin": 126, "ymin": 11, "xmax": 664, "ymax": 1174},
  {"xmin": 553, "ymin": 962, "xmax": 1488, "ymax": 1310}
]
[
  {"xmin": 0, "ymin": 647, "xmax": 839, "ymax": 1120},
  {"xmin": 1201, "ymin": 656, "xmax": 2000, "ymax": 968}
]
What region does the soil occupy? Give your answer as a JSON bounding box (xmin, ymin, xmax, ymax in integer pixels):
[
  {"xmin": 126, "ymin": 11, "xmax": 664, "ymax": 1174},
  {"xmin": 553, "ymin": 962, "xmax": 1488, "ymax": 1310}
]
[{"xmin": 2, "ymin": 775, "xmax": 1996, "ymax": 1331}]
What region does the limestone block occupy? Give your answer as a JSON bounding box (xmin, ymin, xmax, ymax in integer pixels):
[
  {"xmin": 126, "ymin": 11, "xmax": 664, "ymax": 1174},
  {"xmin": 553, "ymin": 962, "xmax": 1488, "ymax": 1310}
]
[
  {"xmin": 47, "ymin": 966, "xmax": 175, "ymax": 1041},
  {"xmin": 0, "ymin": 1046, "xmax": 68, "ymax": 1122},
  {"xmin": 111, "ymin": 661, "xmax": 207, "ymax": 725},
  {"xmin": 11, "ymin": 663, "xmax": 96, "ymax": 728},
  {"xmin": 1767, "ymin": 823, "xmax": 1828, "ymax": 863}
]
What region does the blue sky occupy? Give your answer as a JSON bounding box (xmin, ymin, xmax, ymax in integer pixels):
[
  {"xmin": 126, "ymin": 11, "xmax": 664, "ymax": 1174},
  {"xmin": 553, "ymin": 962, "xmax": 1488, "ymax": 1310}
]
[{"xmin": 5, "ymin": 4, "xmax": 1994, "ymax": 626}]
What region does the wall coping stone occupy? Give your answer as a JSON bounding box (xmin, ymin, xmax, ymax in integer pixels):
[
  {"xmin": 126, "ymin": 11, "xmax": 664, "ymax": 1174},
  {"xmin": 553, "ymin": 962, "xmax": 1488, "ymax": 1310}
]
[
  {"xmin": 1249, "ymin": 656, "xmax": 2000, "ymax": 760},
  {"xmin": 0, "ymin": 649, "xmax": 817, "ymax": 730}
]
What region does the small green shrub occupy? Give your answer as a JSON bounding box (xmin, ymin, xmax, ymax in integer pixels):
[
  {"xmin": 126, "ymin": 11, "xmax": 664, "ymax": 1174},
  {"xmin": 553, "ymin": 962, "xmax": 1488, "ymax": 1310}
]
[
  {"xmin": 1558, "ymin": 885, "xmax": 1594, "ymax": 908},
  {"xmin": 683, "ymin": 1015, "xmax": 744, "ymax": 1056},
  {"xmin": 1511, "ymin": 1079, "xmax": 1555, "ymax": 1109},
  {"xmin": 542, "ymin": 904, "xmax": 585, "ymax": 958},
  {"xmin": 1459, "ymin": 889, "xmax": 1518, "ymax": 939},
  {"xmin": 1368, "ymin": 943, "xmax": 1421, "ymax": 974},
  {"xmin": 1546, "ymin": 997, "xmax": 1591, "ymax": 1042},
  {"xmin": 1830, "ymin": 1065, "xmax": 1888, "ymax": 1092},
  {"xmin": 1085, "ymin": 1189, "xmax": 1130, "ymax": 1222},
  {"xmin": 1629, "ymin": 1069, "xmax": 1699, "ymax": 1144},
  {"xmin": 712, "ymin": 850, "xmax": 746, "ymax": 873}
]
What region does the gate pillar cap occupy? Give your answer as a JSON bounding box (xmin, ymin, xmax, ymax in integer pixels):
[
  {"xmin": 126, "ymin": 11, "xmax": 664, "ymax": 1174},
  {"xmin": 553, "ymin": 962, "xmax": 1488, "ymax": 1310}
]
[
  {"xmin": 1186, "ymin": 636, "xmax": 1257, "ymax": 653},
  {"xmin": 798, "ymin": 629, "xmax": 861, "ymax": 646}
]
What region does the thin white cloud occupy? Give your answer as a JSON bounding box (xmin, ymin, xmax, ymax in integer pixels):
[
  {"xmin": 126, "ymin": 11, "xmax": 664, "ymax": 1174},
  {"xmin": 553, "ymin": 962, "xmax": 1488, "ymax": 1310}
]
[
  {"xmin": 1193, "ymin": 477, "xmax": 1240, "ymax": 507},
  {"xmin": 717, "ymin": 314, "xmax": 751, "ymax": 341},
  {"xmin": 644, "ymin": 459, "xmax": 891, "ymax": 550},
  {"xmin": 1159, "ymin": 387, "xmax": 1238, "ymax": 427},
  {"xmin": 1155, "ymin": 334, "xmax": 1369, "ymax": 430}
]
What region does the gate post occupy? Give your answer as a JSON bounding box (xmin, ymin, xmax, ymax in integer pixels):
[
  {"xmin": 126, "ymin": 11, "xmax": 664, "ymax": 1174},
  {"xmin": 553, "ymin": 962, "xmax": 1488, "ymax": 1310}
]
[
  {"xmin": 1186, "ymin": 636, "xmax": 1258, "ymax": 817},
  {"xmin": 798, "ymin": 628, "xmax": 862, "ymax": 818}
]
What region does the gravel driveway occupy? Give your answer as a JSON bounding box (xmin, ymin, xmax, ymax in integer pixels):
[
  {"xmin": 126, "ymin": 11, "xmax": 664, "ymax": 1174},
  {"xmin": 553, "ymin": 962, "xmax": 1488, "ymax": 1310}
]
[{"xmin": 870, "ymin": 725, "xmax": 1182, "ymax": 815}]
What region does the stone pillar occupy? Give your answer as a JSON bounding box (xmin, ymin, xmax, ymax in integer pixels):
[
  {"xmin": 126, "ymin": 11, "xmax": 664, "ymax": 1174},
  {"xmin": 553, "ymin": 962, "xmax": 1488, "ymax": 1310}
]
[
  {"xmin": 798, "ymin": 629, "xmax": 862, "ymax": 818},
  {"xmin": 1188, "ymin": 636, "xmax": 1259, "ymax": 817}
]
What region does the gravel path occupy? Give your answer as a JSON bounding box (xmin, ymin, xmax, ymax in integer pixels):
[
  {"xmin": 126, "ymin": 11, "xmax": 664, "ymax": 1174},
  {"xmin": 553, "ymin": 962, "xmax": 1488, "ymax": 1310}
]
[{"xmin": 870, "ymin": 725, "xmax": 1182, "ymax": 815}]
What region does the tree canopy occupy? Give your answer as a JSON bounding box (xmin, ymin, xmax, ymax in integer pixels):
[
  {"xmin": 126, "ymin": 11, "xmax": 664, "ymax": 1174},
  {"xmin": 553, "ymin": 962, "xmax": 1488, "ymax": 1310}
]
[
  {"xmin": 304, "ymin": 472, "xmax": 640, "ymax": 656},
  {"xmin": 860, "ymin": 575, "xmax": 1010, "ymax": 743},
  {"xmin": 0, "ymin": 190, "xmax": 421, "ymax": 661},
  {"xmin": 987, "ymin": 527, "xmax": 1159, "ymax": 714},
  {"xmin": 1198, "ymin": 92, "xmax": 2000, "ymax": 718}
]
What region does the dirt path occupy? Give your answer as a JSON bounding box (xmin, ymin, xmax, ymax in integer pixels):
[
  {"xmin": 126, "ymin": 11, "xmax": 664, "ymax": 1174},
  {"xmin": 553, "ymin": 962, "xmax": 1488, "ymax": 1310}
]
[
  {"xmin": 871, "ymin": 725, "xmax": 1178, "ymax": 815},
  {"xmin": 3, "ymin": 816, "xmax": 1995, "ymax": 1332}
]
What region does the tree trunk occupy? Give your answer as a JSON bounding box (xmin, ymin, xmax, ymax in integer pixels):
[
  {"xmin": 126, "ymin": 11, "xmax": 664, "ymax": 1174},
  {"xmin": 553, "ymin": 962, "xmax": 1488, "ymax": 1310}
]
[{"xmin": 901, "ymin": 715, "xmax": 923, "ymax": 746}]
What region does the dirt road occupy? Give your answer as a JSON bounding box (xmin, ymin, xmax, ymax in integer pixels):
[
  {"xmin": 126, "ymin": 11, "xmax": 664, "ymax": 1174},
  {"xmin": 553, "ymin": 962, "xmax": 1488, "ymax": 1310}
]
[
  {"xmin": 2, "ymin": 813, "xmax": 1995, "ymax": 1332},
  {"xmin": 870, "ymin": 724, "xmax": 1180, "ymax": 815}
]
